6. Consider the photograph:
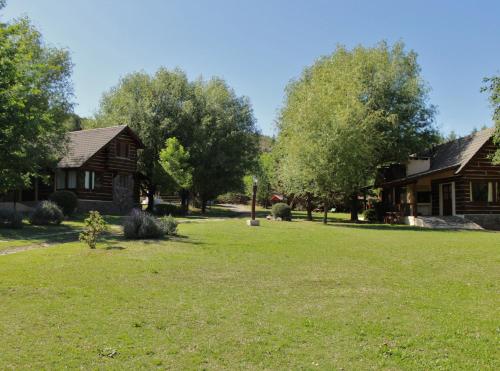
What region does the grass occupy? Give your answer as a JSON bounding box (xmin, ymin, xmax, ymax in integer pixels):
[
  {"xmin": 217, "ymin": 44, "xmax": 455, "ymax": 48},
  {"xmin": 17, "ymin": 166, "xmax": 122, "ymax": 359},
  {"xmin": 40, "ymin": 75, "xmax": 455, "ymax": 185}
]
[{"xmin": 0, "ymin": 211, "xmax": 499, "ymax": 369}]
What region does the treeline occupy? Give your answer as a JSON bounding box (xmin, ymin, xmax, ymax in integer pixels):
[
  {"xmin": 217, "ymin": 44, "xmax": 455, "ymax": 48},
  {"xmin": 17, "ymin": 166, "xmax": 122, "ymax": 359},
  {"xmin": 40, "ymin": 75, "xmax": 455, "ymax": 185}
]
[{"xmin": 0, "ymin": 2, "xmax": 260, "ymax": 212}]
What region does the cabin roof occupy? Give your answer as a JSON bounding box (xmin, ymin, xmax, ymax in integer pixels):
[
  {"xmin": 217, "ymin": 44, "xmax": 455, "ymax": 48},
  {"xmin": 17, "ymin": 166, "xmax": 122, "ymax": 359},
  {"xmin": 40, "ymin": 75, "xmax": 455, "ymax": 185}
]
[
  {"xmin": 58, "ymin": 125, "xmax": 144, "ymax": 168},
  {"xmin": 378, "ymin": 127, "xmax": 495, "ymax": 186},
  {"xmin": 421, "ymin": 127, "xmax": 495, "ymax": 174}
]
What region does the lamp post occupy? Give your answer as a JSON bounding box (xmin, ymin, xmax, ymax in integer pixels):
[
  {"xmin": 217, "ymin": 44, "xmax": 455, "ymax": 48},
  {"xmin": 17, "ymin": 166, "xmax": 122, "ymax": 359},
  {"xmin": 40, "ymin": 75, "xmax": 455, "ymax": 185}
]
[
  {"xmin": 247, "ymin": 176, "xmax": 260, "ymax": 226},
  {"xmin": 251, "ymin": 176, "xmax": 257, "ymax": 220}
]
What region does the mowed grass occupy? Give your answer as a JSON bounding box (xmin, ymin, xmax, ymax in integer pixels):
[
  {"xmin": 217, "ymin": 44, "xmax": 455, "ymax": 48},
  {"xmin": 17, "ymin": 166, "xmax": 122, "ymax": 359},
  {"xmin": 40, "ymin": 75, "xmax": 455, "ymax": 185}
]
[{"xmin": 0, "ymin": 216, "xmax": 499, "ymax": 369}]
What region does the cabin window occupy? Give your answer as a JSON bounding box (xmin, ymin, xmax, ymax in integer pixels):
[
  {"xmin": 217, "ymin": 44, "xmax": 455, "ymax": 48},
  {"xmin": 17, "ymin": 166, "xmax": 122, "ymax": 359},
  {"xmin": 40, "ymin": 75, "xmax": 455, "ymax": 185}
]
[
  {"xmin": 470, "ymin": 181, "xmax": 488, "ymax": 202},
  {"xmin": 67, "ymin": 170, "xmax": 77, "ymax": 189},
  {"xmin": 417, "ymin": 191, "xmax": 431, "ymax": 203},
  {"xmin": 116, "ymin": 174, "xmax": 130, "ymax": 188},
  {"xmin": 84, "ymin": 171, "xmax": 95, "ymax": 190},
  {"xmin": 56, "ymin": 170, "xmax": 66, "ymax": 190},
  {"xmin": 116, "ymin": 141, "xmax": 129, "ymax": 158}
]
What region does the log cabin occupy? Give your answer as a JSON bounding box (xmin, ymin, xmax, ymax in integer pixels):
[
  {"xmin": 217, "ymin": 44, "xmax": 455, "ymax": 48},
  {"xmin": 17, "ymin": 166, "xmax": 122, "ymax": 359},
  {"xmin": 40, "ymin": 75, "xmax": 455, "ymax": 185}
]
[
  {"xmin": 0, "ymin": 125, "xmax": 144, "ymax": 214},
  {"xmin": 376, "ymin": 127, "xmax": 500, "ymax": 229}
]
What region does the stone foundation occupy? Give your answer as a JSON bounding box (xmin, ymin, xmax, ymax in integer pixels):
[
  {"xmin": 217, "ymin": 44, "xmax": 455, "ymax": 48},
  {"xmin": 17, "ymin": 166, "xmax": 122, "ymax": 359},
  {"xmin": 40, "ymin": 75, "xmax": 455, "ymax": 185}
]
[{"xmin": 462, "ymin": 214, "xmax": 500, "ymax": 231}]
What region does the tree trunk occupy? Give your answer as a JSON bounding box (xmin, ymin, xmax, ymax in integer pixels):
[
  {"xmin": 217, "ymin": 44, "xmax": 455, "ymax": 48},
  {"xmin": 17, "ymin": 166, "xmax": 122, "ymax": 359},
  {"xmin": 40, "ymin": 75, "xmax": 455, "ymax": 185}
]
[
  {"xmin": 323, "ymin": 199, "xmax": 328, "ymax": 224},
  {"xmin": 201, "ymin": 199, "xmax": 207, "ymax": 214},
  {"xmin": 350, "ymin": 192, "xmax": 359, "ymax": 222},
  {"xmin": 179, "ymin": 189, "xmax": 189, "ymax": 212},
  {"xmin": 306, "ymin": 192, "xmax": 313, "ymax": 221},
  {"xmin": 146, "ymin": 185, "xmax": 156, "ymax": 212}
]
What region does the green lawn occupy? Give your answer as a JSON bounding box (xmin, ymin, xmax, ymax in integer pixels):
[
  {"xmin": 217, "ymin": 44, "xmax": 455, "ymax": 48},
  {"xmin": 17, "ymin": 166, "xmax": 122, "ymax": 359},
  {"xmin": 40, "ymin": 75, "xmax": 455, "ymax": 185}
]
[{"xmin": 0, "ymin": 213, "xmax": 499, "ymax": 369}]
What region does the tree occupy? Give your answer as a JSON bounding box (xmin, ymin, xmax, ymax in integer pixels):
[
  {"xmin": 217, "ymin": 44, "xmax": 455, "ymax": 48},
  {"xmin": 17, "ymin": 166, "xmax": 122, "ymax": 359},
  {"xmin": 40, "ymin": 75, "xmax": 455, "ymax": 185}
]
[
  {"xmin": 481, "ymin": 76, "xmax": 500, "ymax": 163},
  {"xmin": 159, "ymin": 137, "xmax": 193, "ymax": 210},
  {"xmin": 95, "ymin": 68, "xmax": 194, "ymax": 211},
  {"xmin": 244, "ymin": 152, "xmax": 274, "ymax": 208},
  {"xmin": 0, "ymin": 7, "xmax": 73, "ymax": 196},
  {"xmin": 276, "ymin": 42, "xmax": 439, "ymax": 221},
  {"xmin": 95, "ymin": 69, "xmax": 259, "ymax": 213},
  {"xmin": 189, "ymin": 78, "xmax": 259, "ymax": 212}
]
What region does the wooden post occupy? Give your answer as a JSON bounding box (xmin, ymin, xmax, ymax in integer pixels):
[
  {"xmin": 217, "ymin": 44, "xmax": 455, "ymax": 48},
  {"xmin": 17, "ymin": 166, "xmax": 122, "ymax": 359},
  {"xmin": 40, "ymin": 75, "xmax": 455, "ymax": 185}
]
[{"xmin": 410, "ymin": 183, "xmax": 417, "ymax": 217}]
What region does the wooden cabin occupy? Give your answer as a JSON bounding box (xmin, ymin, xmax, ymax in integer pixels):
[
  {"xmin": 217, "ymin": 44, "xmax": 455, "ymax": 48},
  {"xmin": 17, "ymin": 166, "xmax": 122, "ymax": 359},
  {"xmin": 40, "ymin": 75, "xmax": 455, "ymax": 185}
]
[
  {"xmin": 376, "ymin": 127, "xmax": 500, "ymax": 229},
  {"xmin": 1, "ymin": 125, "xmax": 144, "ymax": 214}
]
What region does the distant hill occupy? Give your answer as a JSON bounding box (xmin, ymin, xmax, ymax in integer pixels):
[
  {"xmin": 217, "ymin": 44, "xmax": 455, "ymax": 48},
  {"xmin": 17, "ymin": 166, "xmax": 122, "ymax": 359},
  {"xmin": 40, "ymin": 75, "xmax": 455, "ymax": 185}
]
[{"xmin": 259, "ymin": 134, "xmax": 274, "ymax": 153}]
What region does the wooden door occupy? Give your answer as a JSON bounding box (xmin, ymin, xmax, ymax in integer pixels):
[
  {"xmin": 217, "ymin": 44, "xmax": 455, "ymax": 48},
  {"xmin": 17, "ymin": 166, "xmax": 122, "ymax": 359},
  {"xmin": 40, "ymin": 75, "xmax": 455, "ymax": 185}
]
[{"xmin": 442, "ymin": 184, "xmax": 452, "ymax": 216}]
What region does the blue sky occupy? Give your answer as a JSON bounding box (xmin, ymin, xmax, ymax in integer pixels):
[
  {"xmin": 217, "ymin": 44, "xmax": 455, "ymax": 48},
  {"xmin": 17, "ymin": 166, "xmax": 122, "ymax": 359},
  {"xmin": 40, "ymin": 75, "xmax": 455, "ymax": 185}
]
[{"xmin": 3, "ymin": 0, "xmax": 499, "ymax": 136}]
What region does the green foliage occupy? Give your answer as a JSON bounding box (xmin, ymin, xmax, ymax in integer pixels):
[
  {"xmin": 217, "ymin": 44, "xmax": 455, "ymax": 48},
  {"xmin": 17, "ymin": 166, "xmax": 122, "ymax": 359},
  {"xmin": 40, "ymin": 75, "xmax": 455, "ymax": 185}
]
[
  {"xmin": 245, "ymin": 152, "xmax": 274, "ymax": 206},
  {"xmin": 363, "ymin": 208, "xmax": 378, "ymax": 223},
  {"xmin": 275, "ymin": 41, "xmax": 439, "ymax": 220},
  {"xmin": 159, "ymin": 215, "xmax": 178, "ymax": 236},
  {"xmin": 49, "ymin": 190, "xmax": 78, "ymax": 216},
  {"xmin": 271, "ymin": 202, "xmax": 292, "ymax": 220},
  {"xmin": 481, "ymin": 76, "xmax": 500, "ymax": 163},
  {"xmin": 0, "ymin": 209, "xmax": 23, "ymax": 229},
  {"xmin": 0, "ymin": 14, "xmax": 73, "ymax": 194},
  {"xmin": 190, "ymin": 78, "xmax": 259, "ymax": 207},
  {"xmin": 216, "ymin": 192, "xmax": 249, "ymax": 204},
  {"xmin": 159, "ymin": 137, "xmax": 193, "ymax": 189},
  {"xmin": 154, "ymin": 203, "xmax": 185, "ymax": 217},
  {"xmin": 29, "ymin": 201, "xmax": 64, "ymax": 225},
  {"xmin": 79, "ymin": 211, "xmax": 107, "ymax": 249},
  {"xmin": 95, "ymin": 69, "xmax": 259, "ymax": 212},
  {"xmin": 123, "ymin": 209, "xmax": 166, "ymax": 239}
]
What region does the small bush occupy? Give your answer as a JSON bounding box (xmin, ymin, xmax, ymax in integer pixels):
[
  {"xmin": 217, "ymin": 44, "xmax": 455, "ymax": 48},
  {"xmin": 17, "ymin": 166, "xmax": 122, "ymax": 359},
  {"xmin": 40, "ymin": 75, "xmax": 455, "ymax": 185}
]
[
  {"xmin": 29, "ymin": 201, "xmax": 64, "ymax": 225},
  {"xmin": 79, "ymin": 211, "xmax": 107, "ymax": 249},
  {"xmin": 154, "ymin": 203, "xmax": 184, "ymax": 217},
  {"xmin": 160, "ymin": 215, "xmax": 178, "ymax": 236},
  {"xmin": 49, "ymin": 190, "xmax": 78, "ymax": 216},
  {"xmin": 272, "ymin": 202, "xmax": 292, "ymax": 221},
  {"xmin": 363, "ymin": 208, "xmax": 378, "ymax": 223},
  {"xmin": 123, "ymin": 209, "xmax": 166, "ymax": 239},
  {"xmin": 0, "ymin": 209, "xmax": 23, "ymax": 229}
]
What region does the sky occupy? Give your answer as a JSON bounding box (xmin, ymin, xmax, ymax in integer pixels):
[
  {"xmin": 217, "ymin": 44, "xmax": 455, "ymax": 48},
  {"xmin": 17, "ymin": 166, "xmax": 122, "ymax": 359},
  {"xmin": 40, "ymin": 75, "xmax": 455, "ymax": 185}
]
[{"xmin": 3, "ymin": 0, "xmax": 499, "ymax": 136}]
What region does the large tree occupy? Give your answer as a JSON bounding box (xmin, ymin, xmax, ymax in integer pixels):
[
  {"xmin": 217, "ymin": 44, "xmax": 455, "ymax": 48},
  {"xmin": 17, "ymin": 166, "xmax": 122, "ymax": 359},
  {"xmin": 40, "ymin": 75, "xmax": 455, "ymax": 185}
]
[
  {"xmin": 276, "ymin": 42, "xmax": 439, "ymax": 221},
  {"xmin": 96, "ymin": 70, "xmax": 259, "ymax": 212},
  {"xmin": 481, "ymin": 76, "xmax": 500, "ymax": 163},
  {"xmin": 190, "ymin": 78, "xmax": 259, "ymax": 212},
  {"xmin": 95, "ymin": 68, "xmax": 194, "ymax": 210},
  {"xmin": 0, "ymin": 4, "xmax": 73, "ymax": 195}
]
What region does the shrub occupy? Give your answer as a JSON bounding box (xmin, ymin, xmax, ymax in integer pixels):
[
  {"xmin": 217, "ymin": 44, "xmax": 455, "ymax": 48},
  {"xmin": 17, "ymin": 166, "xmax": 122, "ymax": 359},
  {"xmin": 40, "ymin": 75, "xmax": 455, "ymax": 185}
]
[
  {"xmin": 0, "ymin": 209, "xmax": 23, "ymax": 229},
  {"xmin": 79, "ymin": 211, "xmax": 107, "ymax": 249},
  {"xmin": 29, "ymin": 201, "xmax": 64, "ymax": 225},
  {"xmin": 159, "ymin": 215, "xmax": 178, "ymax": 236},
  {"xmin": 49, "ymin": 190, "xmax": 78, "ymax": 216},
  {"xmin": 154, "ymin": 203, "xmax": 184, "ymax": 217},
  {"xmin": 123, "ymin": 209, "xmax": 166, "ymax": 239},
  {"xmin": 272, "ymin": 202, "xmax": 292, "ymax": 221},
  {"xmin": 363, "ymin": 208, "xmax": 378, "ymax": 223}
]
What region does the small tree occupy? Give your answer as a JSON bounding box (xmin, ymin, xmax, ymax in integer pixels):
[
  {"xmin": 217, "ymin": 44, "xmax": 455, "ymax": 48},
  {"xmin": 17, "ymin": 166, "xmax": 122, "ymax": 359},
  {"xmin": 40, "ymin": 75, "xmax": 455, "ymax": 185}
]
[{"xmin": 79, "ymin": 211, "xmax": 107, "ymax": 249}]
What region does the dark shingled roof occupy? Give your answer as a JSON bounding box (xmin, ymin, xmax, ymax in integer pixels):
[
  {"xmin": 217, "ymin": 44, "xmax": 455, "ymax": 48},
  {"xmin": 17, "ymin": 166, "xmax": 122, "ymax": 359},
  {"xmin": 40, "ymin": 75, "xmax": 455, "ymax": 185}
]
[
  {"xmin": 422, "ymin": 127, "xmax": 495, "ymax": 174},
  {"xmin": 380, "ymin": 127, "xmax": 495, "ymax": 185},
  {"xmin": 58, "ymin": 125, "xmax": 134, "ymax": 168}
]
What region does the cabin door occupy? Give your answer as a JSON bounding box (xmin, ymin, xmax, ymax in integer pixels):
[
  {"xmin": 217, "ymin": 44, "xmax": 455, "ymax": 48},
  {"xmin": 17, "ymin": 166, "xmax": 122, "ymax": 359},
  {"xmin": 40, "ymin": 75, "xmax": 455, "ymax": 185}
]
[{"xmin": 442, "ymin": 183, "xmax": 453, "ymax": 216}]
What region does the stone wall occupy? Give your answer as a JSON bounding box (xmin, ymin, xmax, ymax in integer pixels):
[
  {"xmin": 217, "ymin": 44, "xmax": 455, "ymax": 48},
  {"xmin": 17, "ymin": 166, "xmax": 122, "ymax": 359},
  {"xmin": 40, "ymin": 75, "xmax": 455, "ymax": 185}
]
[{"xmin": 76, "ymin": 199, "xmax": 136, "ymax": 215}]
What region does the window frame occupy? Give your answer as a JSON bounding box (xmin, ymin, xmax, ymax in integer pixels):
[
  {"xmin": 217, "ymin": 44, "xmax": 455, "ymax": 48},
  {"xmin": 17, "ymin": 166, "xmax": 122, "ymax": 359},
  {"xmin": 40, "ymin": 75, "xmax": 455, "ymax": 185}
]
[
  {"xmin": 67, "ymin": 170, "xmax": 77, "ymax": 189},
  {"xmin": 56, "ymin": 169, "xmax": 66, "ymax": 190},
  {"xmin": 84, "ymin": 171, "xmax": 95, "ymax": 191},
  {"xmin": 469, "ymin": 181, "xmax": 489, "ymax": 203}
]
